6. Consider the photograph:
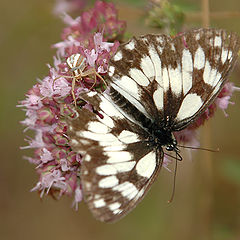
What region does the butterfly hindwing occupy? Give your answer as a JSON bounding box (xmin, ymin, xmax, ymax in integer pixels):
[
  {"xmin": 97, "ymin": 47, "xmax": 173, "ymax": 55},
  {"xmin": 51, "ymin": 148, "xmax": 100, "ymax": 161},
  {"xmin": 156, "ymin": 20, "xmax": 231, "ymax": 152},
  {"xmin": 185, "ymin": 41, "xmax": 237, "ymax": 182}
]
[{"xmin": 68, "ymin": 92, "xmax": 163, "ymax": 222}]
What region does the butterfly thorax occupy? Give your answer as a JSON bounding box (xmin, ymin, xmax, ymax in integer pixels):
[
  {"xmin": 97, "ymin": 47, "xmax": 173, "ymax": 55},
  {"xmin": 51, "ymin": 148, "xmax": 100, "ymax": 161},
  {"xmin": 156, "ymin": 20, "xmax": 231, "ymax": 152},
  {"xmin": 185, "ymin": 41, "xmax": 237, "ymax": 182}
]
[{"xmin": 148, "ymin": 121, "xmax": 178, "ymax": 152}]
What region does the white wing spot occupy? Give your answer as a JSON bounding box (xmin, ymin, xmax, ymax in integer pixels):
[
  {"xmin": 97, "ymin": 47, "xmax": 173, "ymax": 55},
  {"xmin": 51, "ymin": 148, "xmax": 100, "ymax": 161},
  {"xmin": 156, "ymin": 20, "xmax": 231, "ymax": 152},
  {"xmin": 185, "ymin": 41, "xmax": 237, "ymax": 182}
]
[
  {"xmin": 113, "ymin": 51, "xmax": 123, "ymax": 61},
  {"xmin": 170, "ymin": 43, "xmax": 175, "ymax": 51},
  {"xmin": 113, "ymin": 181, "xmax": 139, "ymax": 200},
  {"xmin": 162, "ymin": 67, "xmax": 169, "ymax": 91},
  {"xmin": 169, "ymin": 66, "xmax": 182, "ymax": 96},
  {"xmin": 84, "ymin": 154, "xmax": 91, "ymax": 162},
  {"xmin": 214, "ymin": 35, "xmax": 222, "ymax": 47},
  {"xmin": 148, "ymin": 46, "xmax": 162, "ymax": 85},
  {"xmin": 93, "ymin": 198, "xmax": 106, "ymax": 208},
  {"xmin": 113, "ymin": 161, "xmax": 136, "ymax": 173},
  {"xmin": 106, "ymin": 151, "xmax": 132, "ymax": 163},
  {"xmin": 221, "ymin": 49, "xmax": 228, "ymax": 64},
  {"xmin": 71, "ymin": 139, "xmax": 79, "ymax": 146},
  {"xmin": 136, "ymin": 151, "xmax": 156, "ymax": 178},
  {"xmin": 156, "ymin": 36, "xmax": 164, "ymax": 44},
  {"xmin": 97, "ymin": 111, "xmax": 115, "ymax": 128},
  {"xmin": 115, "ymin": 76, "xmax": 140, "ymax": 99},
  {"xmin": 103, "ymin": 145, "xmax": 125, "ymax": 152},
  {"xmin": 157, "ymin": 46, "xmax": 163, "ymax": 54},
  {"xmin": 125, "ymin": 40, "xmax": 135, "ymax": 50},
  {"xmin": 195, "ymin": 33, "xmax": 200, "ymax": 40},
  {"xmin": 113, "ymin": 209, "xmax": 122, "ymax": 214},
  {"xmin": 99, "ymin": 96, "xmax": 123, "ymax": 118},
  {"xmin": 85, "ymin": 182, "xmax": 91, "ymax": 190},
  {"xmin": 194, "ymin": 46, "xmax": 205, "ymax": 69},
  {"xmin": 118, "ymin": 130, "xmax": 139, "ymax": 144},
  {"xmin": 176, "ymin": 93, "xmax": 203, "ymax": 120},
  {"xmin": 109, "ymin": 202, "xmax": 121, "ymax": 211},
  {"xmin": 182, "ymin": 49, "xmax": 193, "ymax": 95},
  {"xmin": 87, "ymin": 92, "xmax": 97, "ymax": 97},
  {"xmin": 78, "ymin": 131, "xmax": 117, "ymax": 142},
  {"xmin": 96, "ymin": 165, "xmax": 117, "ymax": 175},
  {"xmin": 228, "ymin": 51, "xmax": 233, "ymax": 60},
  {"xmin": 140, "ymin": 55, "xmax": 155, "ymax": 80},
  {"xmin": 129, "ymin": 68, "xmax": 150, "ymax": 86},
  {"xmin": 108, "ymin": 66, "xmax": 115, "ymax": 76},
  {"xmin": 208, "ymin": 68, "xmax": 218, "ymax": 87},
  {"xmin": 153, "ymin": 86, "xmax": 164, "ymax": 110},
  {"xmin": 96, "ymin": 161, "xmax": 135, "ymax": 175},
  {"xmin": 203, "ymin": 60, "xmax": 211, "ymax": 84},
  {"xmin": 80, "ymin": 139, "xmax": 90, "ymax": 145},
  {"xmin": 98, "ymin": 137, "xmax": 122, "ymax": 148},
  {"xmin": 98, "ymin": 175, "xmax": 119, "ymax": 188},
  {"xmin": 88, "ymin": 121, "xmax": 109, "ymax": 134},
  {"xmin": 94, "ymin": 194, "xmax": 101, "ymax": 199}
]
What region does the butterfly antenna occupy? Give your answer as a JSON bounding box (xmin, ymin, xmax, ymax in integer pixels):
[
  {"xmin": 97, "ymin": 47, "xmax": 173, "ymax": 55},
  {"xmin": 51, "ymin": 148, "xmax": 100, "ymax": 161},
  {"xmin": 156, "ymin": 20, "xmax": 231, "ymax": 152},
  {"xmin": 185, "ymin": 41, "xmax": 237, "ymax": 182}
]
[
  {"xmin": 168, "ymin": 154, "xmax": 178, "ymax": 204},
  {"xmin": 164, "ymin": 151, "xmax": 182, "ymax": 161},
  {"xmin": 178, "ymin": 144, "xmax": 219, "ymax": 153}
]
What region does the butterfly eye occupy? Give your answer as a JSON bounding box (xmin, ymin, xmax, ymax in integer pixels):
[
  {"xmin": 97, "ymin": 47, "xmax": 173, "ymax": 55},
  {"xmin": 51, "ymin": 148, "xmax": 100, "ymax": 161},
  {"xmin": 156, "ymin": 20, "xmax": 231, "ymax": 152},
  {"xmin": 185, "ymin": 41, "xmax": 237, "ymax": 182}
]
[{"xmin": 166, "ymin": 145, "xmax": 175, "ymax": 151}]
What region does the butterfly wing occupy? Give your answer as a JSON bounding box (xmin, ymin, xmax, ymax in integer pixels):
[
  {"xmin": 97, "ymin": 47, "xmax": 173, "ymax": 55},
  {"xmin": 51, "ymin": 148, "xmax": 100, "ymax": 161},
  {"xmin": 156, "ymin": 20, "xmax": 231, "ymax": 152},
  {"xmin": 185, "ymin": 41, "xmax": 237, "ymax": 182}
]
[
  {"xmin": 67, "ymin": 92, "xmax": 163, "ymax": 222},
  {"xmin": 67, "ymin": 29, "xmax": 240, "ymax": 222},
  {"xmin": 108, "ymin": 29, "xmax": 240, "ymax": 131}
]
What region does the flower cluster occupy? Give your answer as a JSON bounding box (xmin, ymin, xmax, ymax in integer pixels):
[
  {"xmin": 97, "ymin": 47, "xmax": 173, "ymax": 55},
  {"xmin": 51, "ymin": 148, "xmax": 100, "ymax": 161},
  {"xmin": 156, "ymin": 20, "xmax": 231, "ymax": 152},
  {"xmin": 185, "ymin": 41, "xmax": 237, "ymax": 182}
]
[
  {"xmin": 19, "ymin": 0, "xmax": 238, "ymax": 209},
  {"xmin": 19, "ymin": 1, "xmax": 126, "ymax": 209}
]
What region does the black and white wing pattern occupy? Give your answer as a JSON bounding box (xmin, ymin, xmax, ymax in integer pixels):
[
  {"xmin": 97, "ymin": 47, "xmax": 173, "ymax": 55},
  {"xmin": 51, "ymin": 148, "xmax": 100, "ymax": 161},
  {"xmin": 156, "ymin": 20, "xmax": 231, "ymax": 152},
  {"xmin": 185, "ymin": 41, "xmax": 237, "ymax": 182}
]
[
  {"xmin": 67, "ymin": 29, "xmax": 240, "ymax": 222},
  {"xmin": 108, "ymin": 28, "xmax": 240, "ymax": 131}
]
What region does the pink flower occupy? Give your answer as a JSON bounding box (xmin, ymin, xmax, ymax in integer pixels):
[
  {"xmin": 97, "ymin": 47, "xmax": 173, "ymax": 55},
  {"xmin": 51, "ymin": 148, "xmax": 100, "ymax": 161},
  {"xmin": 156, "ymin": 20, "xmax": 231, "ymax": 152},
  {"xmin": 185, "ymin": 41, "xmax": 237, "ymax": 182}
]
[
  {"xmin": 19, "ymin": 1, "xmax": 124, "ymax": 210},
  {"xmin": 84, "ymin": 48, "xmax": 98, "ymax": 67},
  {"xmin": 18, "ymin": 94, "xmax": 43, "ymax": 110},
  {"xmin": 31, "ymin": 169, "xmax": 66, "ymax": 197},
  {"xmin": 72, "ymin": 186, "xmax": 83, "ymax": 210},
  {"xmin": 60, "ymin": 159, "xmax": 70, "ymax": 171},
  {"xmin": 39, "ymin": 74, "xmax": 71, "ymax": 98},
  {"xmin": 61, "ymin": 13, "xmax": 81, "ymax": 26},
  {"xmin": 21, "ymin": 131, "xmax": 46, "ymax": 149},
  {"xmin": 40, "ymin": 148, "xmax": 54, "ymax": 164},
  {"xmin": 94, "ymin": 32, "xmax": 114, "ymax": 53},
  {"xmin": 53, "ymin": 0, "xmax": 87, "ymax": 16},
  {"xmin": 215, "ymin": 82, "xmax": 240, "ymax": 117},
  {"xmin": 53, "ymin": 35, "xmax": 81, "ymax": 57},
  {"xmin": 215, "ymin": 96, "xmax": 234, "ymax": 117}
]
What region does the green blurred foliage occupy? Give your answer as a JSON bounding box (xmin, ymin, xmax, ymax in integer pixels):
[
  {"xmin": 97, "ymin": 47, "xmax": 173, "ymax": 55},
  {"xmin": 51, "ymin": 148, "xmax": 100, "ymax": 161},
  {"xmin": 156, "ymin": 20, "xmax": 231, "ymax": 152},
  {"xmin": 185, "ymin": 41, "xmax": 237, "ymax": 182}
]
[
  {"xmin": 145, "ymin": 0, "xmax": 185, "ymax": 35},
  {"xmin": 220, "ymin": 157, "xmax": 240, "ymax": 184}
]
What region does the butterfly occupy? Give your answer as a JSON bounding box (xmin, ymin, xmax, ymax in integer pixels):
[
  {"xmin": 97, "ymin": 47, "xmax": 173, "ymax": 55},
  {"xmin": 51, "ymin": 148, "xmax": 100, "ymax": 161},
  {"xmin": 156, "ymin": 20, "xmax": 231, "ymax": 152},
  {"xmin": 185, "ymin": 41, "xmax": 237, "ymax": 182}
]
[{"xmin": 67, "ymin": 29, "xmax": 240, "ymax": 222}]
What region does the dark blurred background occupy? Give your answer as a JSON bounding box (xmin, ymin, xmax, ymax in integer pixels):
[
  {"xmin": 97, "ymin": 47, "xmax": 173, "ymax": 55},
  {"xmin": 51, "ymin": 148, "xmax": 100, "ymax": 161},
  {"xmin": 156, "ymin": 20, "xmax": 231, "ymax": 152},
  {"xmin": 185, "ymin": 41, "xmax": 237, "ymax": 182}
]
[{"xmin": 1, "ymin": 0, "xmax": 240, "ymax": 239}]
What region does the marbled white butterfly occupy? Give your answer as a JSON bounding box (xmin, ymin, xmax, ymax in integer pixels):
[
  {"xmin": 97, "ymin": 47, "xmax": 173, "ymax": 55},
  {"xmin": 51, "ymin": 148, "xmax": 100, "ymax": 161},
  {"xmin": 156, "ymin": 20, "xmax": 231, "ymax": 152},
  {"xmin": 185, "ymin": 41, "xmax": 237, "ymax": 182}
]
[{"xmin": 67, "ymin": 29, "xmax": 240, "ymax": 222}]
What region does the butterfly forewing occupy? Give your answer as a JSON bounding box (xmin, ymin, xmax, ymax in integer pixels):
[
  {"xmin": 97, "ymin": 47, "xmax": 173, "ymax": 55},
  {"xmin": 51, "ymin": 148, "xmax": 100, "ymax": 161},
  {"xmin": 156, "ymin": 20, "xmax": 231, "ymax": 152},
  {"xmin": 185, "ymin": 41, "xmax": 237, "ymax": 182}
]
[
  {"xmin": 67, "ymin": 29, "xmax": 240, "ymax": 222},
  {"xmin": 108, "ymin": 29, "xmax": 240, "ymax": 130}
]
